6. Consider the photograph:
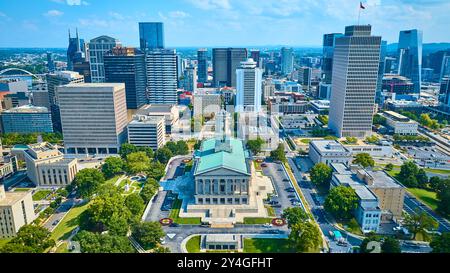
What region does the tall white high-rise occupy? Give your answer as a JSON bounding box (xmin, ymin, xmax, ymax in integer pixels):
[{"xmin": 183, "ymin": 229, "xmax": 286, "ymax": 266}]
[
  {"xmin": 328, "ymin": 25, "xmax": 382, "ymax": 138},
  {"xmin": 235, "ymin": 58, "xmax": 263, "ymax": 112},
  {"xmin": 281, "ymin": 47, "xmax": 294, "ymax": 75},
  {"xmin": 57, "ymin": 83, "xmax": 128, "ymax": 155},
  {"xmin": 146, "ymin": 49, "xmax": 178, "ymax": 104},
  {"xmin": 89, "ymin": 36, "xmax": 121, "ymax": 83}
]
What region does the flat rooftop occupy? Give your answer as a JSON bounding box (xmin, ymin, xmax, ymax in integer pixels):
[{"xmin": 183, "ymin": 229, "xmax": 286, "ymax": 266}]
[
  {"xmin": 0, "ymin": 190, "xmax": 31, "ymax": 206},
  {"xmin": 205, "ymin": 234, "xmax": 239, "ymax": 243},
  {"xmin": 64, "ymin": 83, "xmax": 125, "ymax": 89},
  {"xmin": 129, "ymin": 115, "xmax": 165, "ymax": 124},
  {"xmin": 310, "ymin": 140, "xmax": 350, "ymax": 153},
  {"xmin": 138, "ymin": 104, "xmax": 175, "ymax": 113},
  {"xmin": 366, "ymin": 170, "xmax": 402, "ymax": 188},
  {"xmin": 3, "ymin": 104, "xmax": 49, "ymax": 113}
]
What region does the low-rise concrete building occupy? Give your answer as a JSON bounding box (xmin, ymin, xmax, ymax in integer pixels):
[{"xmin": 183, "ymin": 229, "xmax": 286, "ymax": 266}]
[
  {"xmin": 202, "ymin": 234, "xmax": 241, "ymax": 251},
  {"xmin": 0, "ymin": 184, "xmax": 36, "ymax": 238},
  {"xmin": 381, "ymin": 111, "xmax": 418, "ymax": 135},
  {"xmin": 136, "ymin": 104, "xmax": 179, "ymax": 134},
  {"xmin": 330, "ymin": 164, "xmax": 381, "ymax": 233},
  {"xmin": 127, "ymin": 115, "xmax": 166, "ymax": 150},
  {"xmin": 309, "ymin": 140, "xmax": 352, "ymax": 166},
  {"xmin": 24, "ymin": 142, "xmax": 78, "ymax": 187}
]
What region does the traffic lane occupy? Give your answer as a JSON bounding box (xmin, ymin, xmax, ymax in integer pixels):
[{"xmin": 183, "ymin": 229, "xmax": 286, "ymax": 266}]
[
  {"xmin": 404, "ymin": 195, "xmax": 450, "ymax": 232},
  {"xmin": 42, "ymin": 201, "xmax": 73, "ymax": 231},
  {"xmin": 262, "ymin": 162, "xmax": 299, "ymax": 216},
  {"xmin": 144, "ymin": 191, "xmax": 169, "ymax": 222}
]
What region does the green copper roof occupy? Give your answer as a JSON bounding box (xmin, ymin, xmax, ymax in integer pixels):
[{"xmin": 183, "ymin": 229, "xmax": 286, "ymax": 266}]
[{"xmin": 194, "ymin": 138, "xmax": 250, "ymax": 175}]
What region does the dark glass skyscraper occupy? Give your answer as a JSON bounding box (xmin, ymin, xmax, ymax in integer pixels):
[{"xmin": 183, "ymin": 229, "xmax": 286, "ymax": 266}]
[
  {"xmin": 139, "ymin": 22, "xmax": 164, "ymax": 51},
  {"xmin": 104, "ymin": 47, "xmax": 147, "ymax": 109},
  {"xmin": 67, "ymin": 29, "xmax": 85, "ymax": 71},
  {"xmin": 321, "ymin": 33, "xmax": 343, "ymax": 84},
  {"xmin": 398, "ymin": 29, "xmax": 423, "ymax": 93},
  {"xmin": 212, "ymin": 48, "xmax": 247, "ymax": 87},
  {"xmin": 197, "ymin": 48, "xmax": 208, "ymax": 83}
]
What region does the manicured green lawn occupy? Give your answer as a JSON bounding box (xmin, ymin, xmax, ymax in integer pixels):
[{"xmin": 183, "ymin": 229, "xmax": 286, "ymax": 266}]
[
  {"xmin": 32, "ymin": 190, "xmax": 52, "ymax": 201},
  {"xmin": 169, "ymin": 198, "xmax": 202, "ymax": 225},
  {"xmin": 243, "ymin": 238, "xmax": 295, "ymax": 253},
  {"xmin": 55, "ymin": 242, "xmax": 69, "ymax": 253},
  {"xmin": 265, "ymin": 205, "xmax": 276, "ymax": 217},
  {"xmin": 300, "ymin": 139, "xmax": 312, "ymax": 144},
  {"xmin": 105, "ymin": 175, "xmax": 121, "ymax": 185},
  {"xmin": 186, "ymin": 235, "xmax": 201, "ymax": 253},
  {"xmin": 243, "ymin": 218, "xmax": 272, "ymax": 225},
  {"xmin": 407, "ymin": 188, "xmax": 439, "ymax": 211},
  {"xmin": 13, "ymin": 188, "xmax": 33, "ymax": 192},
  {"xmin": 50, "ymin": 202, "xmax": 91, "ymax": 241},
  {"xmin": 424, "ymin": 168, "xmax": 450, "ymax": 175}
]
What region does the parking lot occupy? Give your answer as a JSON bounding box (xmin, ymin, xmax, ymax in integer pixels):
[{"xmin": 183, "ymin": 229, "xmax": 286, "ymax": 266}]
[{"xmin": 261, "ymin": 161, "xmax": 302, "ymax": 217}]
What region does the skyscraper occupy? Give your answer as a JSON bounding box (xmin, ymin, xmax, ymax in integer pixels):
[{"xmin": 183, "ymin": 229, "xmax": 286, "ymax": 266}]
[
  {"xmin": 182, "ymin": 65, "xmax": 197, "ymax": 92},
  {"xmin": 139, "ymin": 22, "xmax": 164, "ymax": 51},
  {"xmin": 212, "ymin": 48, "xmax": 248, "ymax": 88},
  {"xmin": 280, "ymin": 47, "xmax": 294, "ymax": 75},
  {"xmin": 66, "ymin": 29, "xmax": 85, "ymax": 71},
  {"xmin": 46, "ymin": 71, "xmax": 84, "ymax": 132},
  {"xmin": 328, "ymin": 25, "xmax": 382, "ymax": 138},
  {"xmin": 47, "ymin": 52, "xmax": 55, "ymax": 73},
  {"xmin": 57, "ymin": 83, "xmax": 128, "ymax": 155},
  {"xmin": 146, "ymin": 49, "xmax": 178, "ymax": 104},
  {"xmin": 89, "ymin": 35, "xmax": 121, "ymax": 83},
  {"xmin": 375, "ymin": 40, "xmax": 387, "ymax": 105},
  {"xmin": 235, "ymin": 58, "xmax": 263, "ymax": 112},
  {"xmin": 197, "ymin": 48, "xmax": 208, "ymax": 83},
  {"xmin": 321, "ymin": 33, "xmax": 344, "ymax": 84},
  {"xmin": 104, "ymin": 47, "xmax": 147, "ymax": 109},
  {"xmin": 250, "ymin": 49, "xmax": 261, "ymax": 67},
  {"xmin": 398, "ymin": 29, "xmax": 423, "ymax": 93}
]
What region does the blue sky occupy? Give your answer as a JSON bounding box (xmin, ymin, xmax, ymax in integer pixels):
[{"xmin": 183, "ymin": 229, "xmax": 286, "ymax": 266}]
[{"xmin": 0, "ymin": 0, "xmax": 449, "ymax": 47}]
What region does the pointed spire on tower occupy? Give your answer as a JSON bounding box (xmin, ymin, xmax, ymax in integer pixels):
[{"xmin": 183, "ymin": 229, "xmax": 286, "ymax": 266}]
[{"xmin": 76, "ymin": 28, "xmax": 81, "ymax": 52}]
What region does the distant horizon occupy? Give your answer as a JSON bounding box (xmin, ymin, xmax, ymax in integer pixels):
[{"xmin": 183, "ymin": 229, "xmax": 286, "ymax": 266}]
[{"xmin": 1, "ymin": 1, "xmax": 450, "ymax": 48}]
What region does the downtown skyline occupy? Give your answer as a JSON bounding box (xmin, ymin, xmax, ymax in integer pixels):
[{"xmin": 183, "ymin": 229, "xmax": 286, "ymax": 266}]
[{"xmin": 0, "ymin": 0, "xmax": 450, "ymax": 48}]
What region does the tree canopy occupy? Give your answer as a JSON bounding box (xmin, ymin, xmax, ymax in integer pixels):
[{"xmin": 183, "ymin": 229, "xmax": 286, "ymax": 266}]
[
  {"xmin": 353, "ymin": 153, "xmax": 375, "ymax": 168},
  {"xmin": 324, "ymin": 186, "xmax": 358, "ymax": 220},
  {"xmin": 75, "ymin": 230, "xmax": 135, "ymax": 253},
  {"xmin": 310, "ymin": 163, "xmax": 333, "ymax": 188},
  {"xmin": 101, "ymin": 157, "xmax": 125, "ymax": 178},
  {"xmin": 270, "ymin": 143, "xmax": 286, "ymax": 162},
  {"xmin": 73, "ymin": 168, "xmax": 106, "ymax": 198},
  {"xmin": 0, "ymin": 225, "xmax": 55, "ymax": 253},
  {"xmin": 246, "ymin": 137, "xmax": 265, "ymax": 155},
  {"xmin": 131, "ymin": 222, "xmax": 165, "ymax": 250}
]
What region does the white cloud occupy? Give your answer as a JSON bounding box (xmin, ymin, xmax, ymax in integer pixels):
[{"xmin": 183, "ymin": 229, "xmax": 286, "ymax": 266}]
[
  {"xmin": 109, "ymin": 12, "xmax": 125, "ymax": 20},
  {"xmin": 51, "ymin": 0, "xmax": 89, "ymax": 6},
  {"xmin": 44, "ymin": 10, "xmax": 64, "ymax": 17},
  {"xmin": 78, "ymin": 18, "xmax": 110, "ymax": 28},
  {"xmin": 168, "ymin": 11, "xmax": 190, "ymax": 19},
  {"xmin": 186, "ymin": 0, "xmax": 231, "ymax": 10}
]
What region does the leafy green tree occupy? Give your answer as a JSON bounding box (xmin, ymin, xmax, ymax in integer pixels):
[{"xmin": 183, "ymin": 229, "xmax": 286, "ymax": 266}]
[
  {"xmin": 397, "ymin": 161, "xmax": 420, "ymax": 187},
  {"xmin": 416, "ymin": 169, "xmax": 429, "ymax": 188},
  {"xmin": 310, "ymin": 163, "xmax": 333, "ymax": 188},
  {"xmin": 381, "ymin": 237, "xmax": 401, "ymax": 253},
  {"xmin": 288, "ymin": 221, "xmax": 322, "ymax": 253},
  {"xmin": 126, "ymin": 152, "xmax": 151, "ymax": 174},
  {"xmin": 360, "ymin": 233, "xmax": 381, "ymax": 253},
  {"xmin": 430, "ymin": 233, "xmax": 450, "ymax": 253},
  {"xmin": 155, "ymin": 147, "xmax": 173, "ymax": 164},
  {"xmin": 176, "ymin": 140, "xmax": 189, "ymax": 155},
  {"xmin": 324, "ymin": 186, "xmax": 358, "ymax": 220},
  {"xmin": 120, "ymin": 143, "xmax": 138, "ymax": 159},
  {"xmin": 87, "ymin": 187, "xmax": 132, "ymax": 235},
  {"xmin": 154, "ymin": 246, "xmax": 171, "ymax": 253},
  {"xmin": 282, "ymin": 207, "xmax": 310, "ymax": 228},
  {"xmin": 384, "ymin": 163, "xmax": 394, "ymax": 171},
  {"xmin": 73, "ymin": 168, "xmax": 106, "ymax": 198},
  {"xmin": 270, "ymin": 143, "xmax": 286, "ymax": 162},
  {"xmin": 75, "ymin": 231, "xmax": 135, "ymax": 253},
  {"xmin": 365, "ymin": 135, "xmax": 379, "ymax": 144},
  {"xmin": 132, "ymin": 222, "xmax": 165, "ymax": 250},
  {"xmin": 137, "ymin": 146, "xmax": 154, "ymax": 159},
  {"xmin": 146, "ymin": 161, "xmax": 166, "ymax": 181},
  {"xmin": 247, "ymin": 137, "xmax": 265, "ymax": 155},
  {"xmin": 101, "ymin": 157, "xmax": 125, "ymax": 178},
  {"xmin": 436, "ymin": 182, "xmax": 450, "ymax": 216},
  {"xmin": 403, "ymin": 210, "xmax": 439, "ymax": 240},
  {"xmin": 125, "ymin": 193, "xmax": 145, "ymax": 216},
  {"xmin": 345, "ymin": 137, "xmax": 358, "ymax": 144},
  {"xmin": 0, "ymin": 225, "xmax": 55, "ymax": 253},
  {"xmin": 140, "ymin": 178, "xmax": 160, "ymax": 203},
  {"xmin": 353, "ymin": 153, "xmax": 375, "ymax": 168},
  {"xmin": 373, "ymin": 114, "xmax": 386, "ymax": 126}
]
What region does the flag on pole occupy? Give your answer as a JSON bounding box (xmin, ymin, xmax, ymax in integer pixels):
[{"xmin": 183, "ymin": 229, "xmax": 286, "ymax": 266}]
[{"xmin": 360, "ymin": 2, "xmax": 366, "ymax": 9}]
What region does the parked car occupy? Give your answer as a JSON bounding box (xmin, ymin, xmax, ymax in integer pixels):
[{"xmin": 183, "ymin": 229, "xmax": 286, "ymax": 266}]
[
  {"xmin": 285, "ymin": 187, "xmax": 295, "ymax": 192},
  {"xmin": 287, "ymin": 194, "xmax": 296, "ymax": 198},
  {"xmin": 52, "ymin": 219, "xmax": 60, "ymax": 226},
  {"xmin": 283, "ymin": 178, "xmax": 290, "ymax": 182},
  {"xmin": 261, "ymin": 163, "xmax": 267, "ymax": 167},
  {"xmin": 170, "ymin": 223, "xmax": 180, "ymax": 227},
  {"xmin": 271, "ymin": 204, "xmax": 282, "ymax": 208}
]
